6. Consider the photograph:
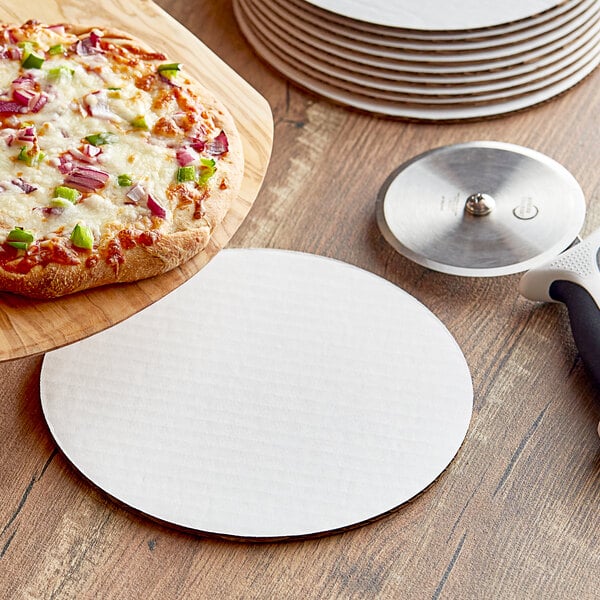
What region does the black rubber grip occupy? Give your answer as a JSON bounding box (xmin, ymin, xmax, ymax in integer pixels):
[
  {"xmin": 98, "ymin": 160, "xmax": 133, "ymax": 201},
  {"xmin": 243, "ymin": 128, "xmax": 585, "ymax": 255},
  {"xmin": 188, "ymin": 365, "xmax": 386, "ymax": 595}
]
[{"xmin": 550, "ymin": 280, "xmax": 600, "ymax": 387}]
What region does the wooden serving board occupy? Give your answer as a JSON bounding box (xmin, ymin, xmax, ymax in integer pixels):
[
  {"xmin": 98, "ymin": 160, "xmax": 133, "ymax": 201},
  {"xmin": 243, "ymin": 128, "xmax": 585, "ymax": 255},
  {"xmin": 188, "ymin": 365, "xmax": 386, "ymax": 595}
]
[{"xmin": 0, "ymin": 0, "xmax": 273, "ymax": 361}]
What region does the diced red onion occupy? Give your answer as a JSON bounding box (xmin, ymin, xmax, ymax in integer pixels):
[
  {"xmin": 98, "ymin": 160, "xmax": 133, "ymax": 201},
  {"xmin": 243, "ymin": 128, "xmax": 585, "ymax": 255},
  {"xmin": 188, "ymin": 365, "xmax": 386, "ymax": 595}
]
[
  {"xmin": 11, "ymin": 74, "xmax": 47, "ymax": 113},
  {"xmin": 84, "ymin": 90, "xmax": 115, "ymax": 120},
  {"xmin": 73, "ymin": 166, "xmax": 109, "ymax": 182},
  {"xmin": 68, "ymin": 144, "xmax": 102, "ymax": 164},
  {"xmin": 147, "ymin": 194, "xmax": 167, "ymax": 218},
  {"xmin": 0, "ymin": 42, "xmax": 20, "ymax": 59},
  {"xmin": 57, "ymin": 154, "xmax": 74, "ymax": 174},
  {"xmin": 37, "ymin": 206, "xmax": 64, "ymax": 216},
  {"xmin": 1, "ymin": 128, "xmax": 16, "ymax": 145},
  {"xmin": 12, "ymin": 178, "xmax": 37, "ymax": 193},
  {"xmin": 12, "ymin": 74, "xmax": 35, "ymax": 88},
  {"xmin": 13, "ymin": 88, "xmax": 36, "ymax": 106},
  {"xmin": 16, "ymin": 126, "xmax": 36, "ymax": 143},
  {"xmin": 47, "ymin": 24, "xmax": 66, "ymax": 35},
  {"xmin": 31, "ymin": 93, "xmax": 48, "ymax": 113},
  {"xmin": 75, "ymin": 32, "xmax": 104, "ymax": 56},
  {"xmin": 58, "ymin": 162, "xmax": 73, "ymax": 175},
  {"xmin": 159, "ymin": 73, "xmax": 180, "ymax": 88},
  {"xmin": 75, "ymin": 39, "xmax": 95, "ymax": 56},
  {"xmin": 12, "ymin": 88, "xmax": 47, "ymax": 113},
  {"xmin": 67, "ymin": 148, "xmax": 86, "ymax": 162},
  {"xmin": 85, "ymin": 144, "xmax": 102, "ymax": 157},
  {"xmin": 0, "ymin": 100, "xmax": 25, "ymax": 113},
  {"xmin": 90, "ymin": 29, "xmax": 103, "ymax": 46},
  {"xmin": 126, "ymin": 183, "xmax": 147, "ymax": 204},
  {"xmin": 176, "ymin": 147, "xmax": 196, "ymax": 166},
  {"xmin": 4, "ymin": 29, "xmax": 18, "ymax": 45},
  {"xmin": 65, "ymin": 166, "xmax": 109, "ymax": 192},
  {"xmin": 7, "ymin": 47, "xmax": 21, "ymax": 60},
  {"xmin": 206, "ymin": 131, "xmax": 228, "ymax": 156},
  {"xmin": 190, "ymin": 138, "xmax": 205, "ymax": 153}
]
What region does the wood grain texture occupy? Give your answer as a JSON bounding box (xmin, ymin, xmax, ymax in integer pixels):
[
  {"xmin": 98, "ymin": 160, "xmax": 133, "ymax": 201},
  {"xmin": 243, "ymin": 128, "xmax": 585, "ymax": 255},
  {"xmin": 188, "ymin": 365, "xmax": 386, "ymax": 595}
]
[
  {"xmin": 1, "ymin": 0, "xmax": 599, "ymax": 598},
  {"xmin": 0, "ymin": 0, "xmax": 273, "ymax": 361}
]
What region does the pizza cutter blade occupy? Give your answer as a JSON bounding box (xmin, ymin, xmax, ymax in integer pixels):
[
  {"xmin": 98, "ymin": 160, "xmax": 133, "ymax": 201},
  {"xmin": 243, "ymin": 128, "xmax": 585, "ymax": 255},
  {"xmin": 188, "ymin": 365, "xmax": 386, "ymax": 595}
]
[
  {"xmin": 376, "ymin": 141, "xmax": 586, "ymax": 277},
  {"xmin": 377, "ymin": 141, "xmax": 600, "ymax": 436}
]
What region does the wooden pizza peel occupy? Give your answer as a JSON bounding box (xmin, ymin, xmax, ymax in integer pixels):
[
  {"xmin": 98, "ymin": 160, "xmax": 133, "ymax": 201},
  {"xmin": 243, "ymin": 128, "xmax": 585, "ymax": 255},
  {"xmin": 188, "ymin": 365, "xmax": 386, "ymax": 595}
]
[{"xmin": 0, "ymin": 0, "xmax": 273, "ymax": 360}]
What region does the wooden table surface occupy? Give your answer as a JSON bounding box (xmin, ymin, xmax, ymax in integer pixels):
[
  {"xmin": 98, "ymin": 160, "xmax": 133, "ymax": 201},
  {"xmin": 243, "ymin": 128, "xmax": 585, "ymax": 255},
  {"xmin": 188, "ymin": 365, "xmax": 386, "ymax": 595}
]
[{"xmin": 1, "ymin": 2, "xmax": 599, "ymax": 598}]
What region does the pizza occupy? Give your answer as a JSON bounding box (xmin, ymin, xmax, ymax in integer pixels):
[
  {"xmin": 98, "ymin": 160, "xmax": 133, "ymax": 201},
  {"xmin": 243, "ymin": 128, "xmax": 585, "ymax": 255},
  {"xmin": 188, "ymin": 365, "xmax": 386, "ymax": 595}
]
[{"xmin": 0, "ymin": 20, "xmax": 243, "ymax": 298}]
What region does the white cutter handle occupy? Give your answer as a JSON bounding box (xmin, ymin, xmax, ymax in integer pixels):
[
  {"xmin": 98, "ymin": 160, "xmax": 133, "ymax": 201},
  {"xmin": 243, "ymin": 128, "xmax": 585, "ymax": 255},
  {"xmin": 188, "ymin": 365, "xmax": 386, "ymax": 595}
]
[
  {"xmin": 519, "ymin": 227, "xmax": 600, "ymax": 307},
  {"xmin": 520, "ymin": 227, "xmax": 600, "ymax": 438}
]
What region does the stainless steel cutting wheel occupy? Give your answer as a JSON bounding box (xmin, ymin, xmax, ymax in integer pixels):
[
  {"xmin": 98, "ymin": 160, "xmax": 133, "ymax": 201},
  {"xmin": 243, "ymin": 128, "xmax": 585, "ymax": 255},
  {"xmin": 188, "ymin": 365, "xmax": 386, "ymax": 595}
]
[{"xmin": 376, "ymin": 141, "xmax": 586, "ymax": 276}]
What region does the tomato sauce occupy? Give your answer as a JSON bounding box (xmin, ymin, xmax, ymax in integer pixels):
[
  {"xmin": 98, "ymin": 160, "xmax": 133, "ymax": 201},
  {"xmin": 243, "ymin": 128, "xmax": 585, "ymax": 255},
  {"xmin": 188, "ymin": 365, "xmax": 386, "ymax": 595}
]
[
  {"xmin": 0, "ymin": 239, "xmax": 80, "ymax": 274},
  {"xmin": 0, "ymin": 228, "xmax": 161, "ymax": 274}
]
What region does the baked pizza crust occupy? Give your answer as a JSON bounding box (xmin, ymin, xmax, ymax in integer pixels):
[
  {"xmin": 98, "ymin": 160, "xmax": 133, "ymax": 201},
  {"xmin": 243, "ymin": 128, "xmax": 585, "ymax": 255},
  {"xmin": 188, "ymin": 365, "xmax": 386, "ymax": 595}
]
[{"xmin": 0, "ymin": 22, "xmax": 244, "ymax": 298}]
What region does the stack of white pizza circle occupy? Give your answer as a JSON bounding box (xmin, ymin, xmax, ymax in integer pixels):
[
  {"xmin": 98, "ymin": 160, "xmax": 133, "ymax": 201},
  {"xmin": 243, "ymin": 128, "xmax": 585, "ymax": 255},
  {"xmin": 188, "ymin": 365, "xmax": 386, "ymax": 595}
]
[{"xmin": 233, "ymin": 0, "xmax": 600, "ymax": 120}]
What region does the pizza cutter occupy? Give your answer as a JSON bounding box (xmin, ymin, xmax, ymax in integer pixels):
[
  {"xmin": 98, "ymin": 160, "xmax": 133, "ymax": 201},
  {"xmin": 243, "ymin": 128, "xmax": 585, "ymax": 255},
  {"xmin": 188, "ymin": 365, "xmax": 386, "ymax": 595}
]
[{"xmin": 376, "ymin": 141, "xmax": 600, "ymax": 436}]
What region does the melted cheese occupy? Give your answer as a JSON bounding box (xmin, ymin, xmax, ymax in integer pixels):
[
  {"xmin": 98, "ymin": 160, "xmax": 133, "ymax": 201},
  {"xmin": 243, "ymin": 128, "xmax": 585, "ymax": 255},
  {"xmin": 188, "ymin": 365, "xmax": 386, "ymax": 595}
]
[{"xmin": 0, "ymin": 26, "xmax": 220, "ymax": 247}]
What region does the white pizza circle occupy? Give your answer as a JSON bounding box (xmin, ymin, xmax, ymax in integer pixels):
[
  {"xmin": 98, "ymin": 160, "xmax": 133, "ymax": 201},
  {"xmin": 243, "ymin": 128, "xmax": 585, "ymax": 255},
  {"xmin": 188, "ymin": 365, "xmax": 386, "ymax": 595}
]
[
  {"xmin": 301, "ymin": 0, "xmax": 564, "ymax": 31},
  {"xmin": 41, "ymin": 249, "xmax": 473, "ymax": 538}
]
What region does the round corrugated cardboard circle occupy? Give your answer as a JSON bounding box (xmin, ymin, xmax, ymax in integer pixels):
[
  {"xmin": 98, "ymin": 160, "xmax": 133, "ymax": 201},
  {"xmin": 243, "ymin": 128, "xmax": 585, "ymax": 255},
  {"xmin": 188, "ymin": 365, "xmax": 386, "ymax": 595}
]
[
  {"xmin": 41, "ymin": 249, "xmax": 472, "ymax": 539},
  {"xmin": 301, "ymin": 0, "xmax": 565, "ymax": 31}
]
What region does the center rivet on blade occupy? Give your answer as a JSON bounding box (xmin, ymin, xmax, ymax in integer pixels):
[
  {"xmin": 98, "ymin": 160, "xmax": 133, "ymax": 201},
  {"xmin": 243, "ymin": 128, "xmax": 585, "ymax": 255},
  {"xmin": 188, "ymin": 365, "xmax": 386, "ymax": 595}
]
[{"xmin": 465, "ymin": 192, "xmax": 495, "ymax": 216}]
